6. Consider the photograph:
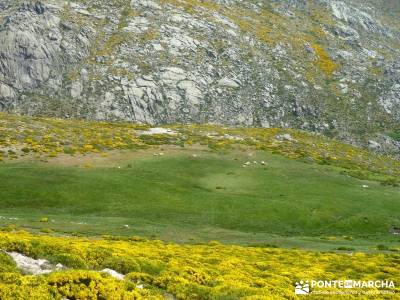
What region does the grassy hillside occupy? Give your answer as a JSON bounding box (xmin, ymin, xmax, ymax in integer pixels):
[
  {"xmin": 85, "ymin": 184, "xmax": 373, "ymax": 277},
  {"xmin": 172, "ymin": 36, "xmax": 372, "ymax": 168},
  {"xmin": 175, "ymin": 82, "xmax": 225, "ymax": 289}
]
[
  {"xmin": 0, "ymin": 112, "xmax": 399, "ymax": 248},
  {"xmin": 1, "ymin": 112, "xmax": 399, "ymax": 177},
  {"xmin": 0, "ymin": 113, "xmax": 399, "ymax": 299},
  {"xmin": 0, "ymin": 148, "xmax": 399, "ymax": 250}
]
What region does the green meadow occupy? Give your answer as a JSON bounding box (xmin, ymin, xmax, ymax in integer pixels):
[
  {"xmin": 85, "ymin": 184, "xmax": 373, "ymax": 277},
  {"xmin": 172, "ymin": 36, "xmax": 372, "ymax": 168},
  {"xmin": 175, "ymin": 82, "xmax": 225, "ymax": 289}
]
[{"xmin": 0, "ymin": 147, "xmax": 398, "ymax": 251}]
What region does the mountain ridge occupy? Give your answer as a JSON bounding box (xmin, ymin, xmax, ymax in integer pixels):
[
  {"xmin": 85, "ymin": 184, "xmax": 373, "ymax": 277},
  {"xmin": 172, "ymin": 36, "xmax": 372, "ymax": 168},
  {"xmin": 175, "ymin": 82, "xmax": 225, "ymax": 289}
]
[{"xmin": 0, "ymin": 0, "xmax": 399, "ymax": 153}]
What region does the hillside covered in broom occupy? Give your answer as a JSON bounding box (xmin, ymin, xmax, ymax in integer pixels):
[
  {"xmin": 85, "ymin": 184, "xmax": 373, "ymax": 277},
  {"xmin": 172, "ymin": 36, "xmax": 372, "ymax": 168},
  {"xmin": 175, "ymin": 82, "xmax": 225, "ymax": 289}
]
[{"xmin": 0, "ymin": 112, "xmax": 399, "ymax": 298}]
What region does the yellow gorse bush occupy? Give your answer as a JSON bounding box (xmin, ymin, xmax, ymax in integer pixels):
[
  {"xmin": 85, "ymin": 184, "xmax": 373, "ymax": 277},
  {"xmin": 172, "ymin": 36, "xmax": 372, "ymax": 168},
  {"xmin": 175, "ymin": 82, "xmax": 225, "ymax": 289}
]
[{"xmin": 0, "ymin": 231, "xmax": 399, "ymax": 299}]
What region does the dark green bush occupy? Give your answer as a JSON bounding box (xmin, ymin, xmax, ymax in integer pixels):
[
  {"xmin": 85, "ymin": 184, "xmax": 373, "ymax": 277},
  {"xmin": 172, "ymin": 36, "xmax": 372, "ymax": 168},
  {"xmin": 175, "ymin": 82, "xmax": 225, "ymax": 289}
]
[{"xmin": 49, "ymin": 253, "xmax": 87, "ymax": 269}]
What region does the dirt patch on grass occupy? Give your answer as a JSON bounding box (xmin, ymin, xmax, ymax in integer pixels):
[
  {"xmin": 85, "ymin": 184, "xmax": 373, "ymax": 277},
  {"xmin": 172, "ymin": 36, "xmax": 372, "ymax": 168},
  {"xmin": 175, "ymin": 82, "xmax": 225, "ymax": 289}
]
[{"xmin": 37, "ymin": 144, "xmax": 209, "ymax": 167}]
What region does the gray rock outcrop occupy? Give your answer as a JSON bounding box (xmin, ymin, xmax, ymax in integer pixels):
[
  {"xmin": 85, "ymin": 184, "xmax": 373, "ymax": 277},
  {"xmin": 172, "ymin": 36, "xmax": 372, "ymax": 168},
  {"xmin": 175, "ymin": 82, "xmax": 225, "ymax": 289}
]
[{"xmin": 0, "ymin": 0, "xmax": 399, "ymax": 153}]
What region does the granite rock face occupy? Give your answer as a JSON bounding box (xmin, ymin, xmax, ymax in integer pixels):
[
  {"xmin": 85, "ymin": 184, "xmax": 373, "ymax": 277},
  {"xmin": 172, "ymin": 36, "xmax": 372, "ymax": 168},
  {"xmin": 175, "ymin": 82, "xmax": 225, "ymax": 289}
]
[
  {"xmin": 6, "ymin": 251, "xmax": 64, "ymax": 275},
  {"xmin": 0, "ymin": 0, "xmax": 399, "ymax": 152}
]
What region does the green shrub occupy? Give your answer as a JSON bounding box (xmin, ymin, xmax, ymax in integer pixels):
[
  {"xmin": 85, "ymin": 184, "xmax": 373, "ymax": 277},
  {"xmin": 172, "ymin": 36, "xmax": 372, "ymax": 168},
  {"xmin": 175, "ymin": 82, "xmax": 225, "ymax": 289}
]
[
  {"xmin": 49, "ymin": 253, "xmax": 87, "ymax": 269},
  {"xmin": 377, "ymin": 244, "xmax": 389, "ymax": 251},
  {"xmin": 0, "ymin": 252, "xmax": 18, "ymax": 273},
  {"xmin": 2, "ymin": 240, "xmax": 36, "ymax": 258},
  {"xmin": 340, "ymin": 170, "xmax": 370, "ymax": 180},
  {"xmin": 380, "ymin": 177, "xmax": 399, "ymax": 187},
  {"xmin": 100, "ymin": 256, "xmax": 141, "ymax": 274},
  {"xmin": 85, "ymin": 247, "xmax": 113, "ymax": 268},
  {"xmin": 126, "ymin": 271, "xmax": 154, "ymax": 284},
  {"xmin": 388, "ymin": 131, "xmax": 400, "ymax": 141},
  {"xmin": 136, "ymin": 259, "xmax": 165, "ymax": 275},
  {"xmin": 336, "ymin": 246, "xmax": 355, "ymax": 251}
]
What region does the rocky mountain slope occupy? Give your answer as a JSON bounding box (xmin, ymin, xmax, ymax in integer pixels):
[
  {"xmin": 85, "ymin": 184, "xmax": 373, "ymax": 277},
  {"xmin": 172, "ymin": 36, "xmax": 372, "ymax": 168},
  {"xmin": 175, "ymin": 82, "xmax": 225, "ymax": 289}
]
[{"xmin": 0, "ymin": 0, "xmax": 399, "ymax": 152}]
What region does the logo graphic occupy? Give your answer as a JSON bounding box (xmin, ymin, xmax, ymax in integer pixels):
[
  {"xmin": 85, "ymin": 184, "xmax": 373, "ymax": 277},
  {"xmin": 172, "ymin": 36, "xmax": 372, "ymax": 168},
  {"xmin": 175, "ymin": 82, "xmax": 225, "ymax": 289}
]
[
  {"xmin": 294, "ymin": 279, "xmax": 395, "ymax": 295},
  {"xmin": 295, "ymin": 281, "xmax": 310, "ymax": 295},
  {"xmin": 344, "ymin": 280, "xmax": 353, "ymax": 288}
]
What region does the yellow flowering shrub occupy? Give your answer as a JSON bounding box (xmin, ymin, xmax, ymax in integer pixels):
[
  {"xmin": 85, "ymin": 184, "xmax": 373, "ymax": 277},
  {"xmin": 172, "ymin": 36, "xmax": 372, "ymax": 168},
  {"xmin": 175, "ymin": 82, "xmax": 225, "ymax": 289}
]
[
  {"xmin": 0, "ymin": 232, "xmax": 398, "ymax": 299},
  {"xmin": 311, "ymin": 43, "xmax": 338, "ymax": 76}
]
